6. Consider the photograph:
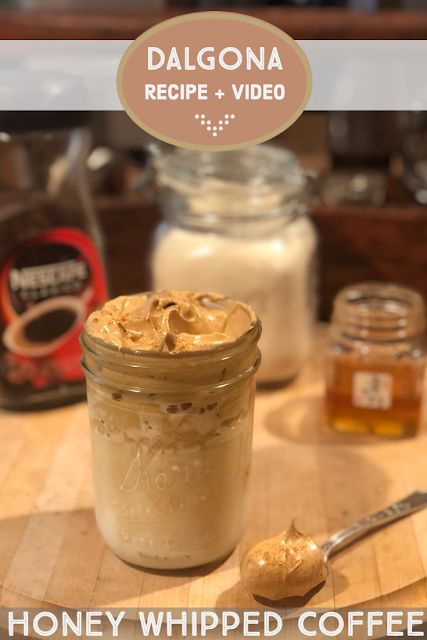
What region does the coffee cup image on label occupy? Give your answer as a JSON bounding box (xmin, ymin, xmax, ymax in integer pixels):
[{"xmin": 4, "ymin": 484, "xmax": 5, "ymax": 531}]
[
  {"xmin": 117, "ymin": 12, "xmax": 312, "ymax": 150},
  {"xmin": 3, "ymin": 295, "xmax": 85, "ymax": 358}
]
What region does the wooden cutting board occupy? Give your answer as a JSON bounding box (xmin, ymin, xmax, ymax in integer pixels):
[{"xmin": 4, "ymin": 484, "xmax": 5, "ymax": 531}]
[{"xmin": 0, "ymin": 331, "xmax": 426, "ymax": 610}]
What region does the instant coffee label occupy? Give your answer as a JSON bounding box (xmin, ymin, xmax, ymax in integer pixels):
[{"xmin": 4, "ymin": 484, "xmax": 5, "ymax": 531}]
[
  {"xmin": 0, "ymin": 227, "xmax": 107, "ymax": 394},
  {"xmin": 117, "ymin": 12, "xmax": 312, "ymax": 150}
]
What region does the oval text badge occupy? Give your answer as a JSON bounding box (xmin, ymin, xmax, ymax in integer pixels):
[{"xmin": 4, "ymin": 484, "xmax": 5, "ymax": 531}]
[{"xmin": 117, "ymin": 12, "xmax": 312, "ymax": 150}]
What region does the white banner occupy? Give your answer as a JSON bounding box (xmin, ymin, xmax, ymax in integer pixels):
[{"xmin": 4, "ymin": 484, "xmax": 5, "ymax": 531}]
[{"xmin": 0, "ymin": 40, "xmax": 426, "ymax": 110}]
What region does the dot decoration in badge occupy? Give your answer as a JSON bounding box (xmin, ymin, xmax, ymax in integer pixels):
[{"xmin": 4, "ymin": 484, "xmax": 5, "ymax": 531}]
[{"xmin": 195, "ymin": 114, "xmax": 236, "ymax": 137}]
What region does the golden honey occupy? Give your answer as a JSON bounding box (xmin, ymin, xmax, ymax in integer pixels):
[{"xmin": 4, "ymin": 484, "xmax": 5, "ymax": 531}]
[{"xmin": 326, "ymin": 283, "xmax": 426, "ymax": 438}]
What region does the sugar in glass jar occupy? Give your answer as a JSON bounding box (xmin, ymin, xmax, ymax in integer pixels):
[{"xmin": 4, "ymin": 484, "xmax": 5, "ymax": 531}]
[{"xmin": 150, "ymin": 144, "xmax": 317, "ymax": 385}]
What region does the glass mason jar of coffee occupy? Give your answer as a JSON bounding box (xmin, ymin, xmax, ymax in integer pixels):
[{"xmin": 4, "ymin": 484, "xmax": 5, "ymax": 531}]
[
  {"xmin": 326, "ymin": 282, "xmax": 426, "ymax": 438},
  {"xmin": 150, "ymin": 144, "xmax": 317, "ymax": 386},
  {"xmin": 81, "ymin": 291, "xmax": 261, "ymax": 570},
  {"xmin": 0, "ymin": 112, "xmax": 108, "ymax": 410}
]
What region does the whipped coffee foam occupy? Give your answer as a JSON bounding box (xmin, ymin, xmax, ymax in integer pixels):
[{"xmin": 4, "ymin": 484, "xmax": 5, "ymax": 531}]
[
  {"xmin": 241, "ymin": 522, "xmax": 328, "ymax": 600},
  {"xmin": 85, "ymin": 290, "xmax": 256, "ymax": 353}
]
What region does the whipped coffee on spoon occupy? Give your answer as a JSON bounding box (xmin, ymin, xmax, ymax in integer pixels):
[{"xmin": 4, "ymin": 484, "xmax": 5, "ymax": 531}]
[{"xmin": 241, "ymin": 490, "xmax": 427, "ymax": 601}]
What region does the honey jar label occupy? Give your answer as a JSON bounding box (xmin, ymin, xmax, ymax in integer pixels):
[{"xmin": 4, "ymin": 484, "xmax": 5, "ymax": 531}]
[{"xmin": 352, "ymin": 371, "xmax": 393, "ymax": 410}]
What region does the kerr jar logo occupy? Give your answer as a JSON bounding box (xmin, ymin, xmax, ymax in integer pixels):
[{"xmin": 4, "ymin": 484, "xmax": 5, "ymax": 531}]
[{"xmin": 117, "ymin": 12, "xmax": 312, "ymax": 150}]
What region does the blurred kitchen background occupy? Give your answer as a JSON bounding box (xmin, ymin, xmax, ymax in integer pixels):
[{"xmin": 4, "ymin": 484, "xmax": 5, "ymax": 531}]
[
  {"xmin": 0, "ymin": 0, "xmax": 426, "ymax": 320},
  {"xmin": 1, "ymin": 0, "xmax": 427, "ymax": 38},
  {"xmin": 0, "ymin": 0, "xmax": 427, "ymax": 11},
  {"xmin": 7, "ymin": 109, "xmax": 420, "ymax": 322}
]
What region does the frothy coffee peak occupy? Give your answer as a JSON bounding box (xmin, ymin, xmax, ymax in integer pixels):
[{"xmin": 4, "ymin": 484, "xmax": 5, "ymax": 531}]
[
  {"xmin": 240, "ymin": 522, "xmax": 328, "ymax": 601},
  {"xmin": 85, "ymin": 290, "xmax": 257, "ymax": 353}
]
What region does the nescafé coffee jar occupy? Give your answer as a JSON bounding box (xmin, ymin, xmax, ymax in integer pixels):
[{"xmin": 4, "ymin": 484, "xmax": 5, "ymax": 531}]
[{"xmin": 0, "ymin": 112, "xmax": 108, "ymax": 410}]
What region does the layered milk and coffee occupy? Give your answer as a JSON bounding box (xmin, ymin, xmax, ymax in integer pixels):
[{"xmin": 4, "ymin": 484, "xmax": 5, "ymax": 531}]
[{"xmin": 82, "ymin": 291, "xmax": 261, "ymax": 569}]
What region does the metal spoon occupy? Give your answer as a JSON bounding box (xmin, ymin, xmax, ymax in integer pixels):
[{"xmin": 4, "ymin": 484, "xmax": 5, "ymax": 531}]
[
  {"xmin": 240, "ymin": 489, "xmax": 427, "ymax": 601},
  {"xmin": 321, "ymin": 488, "xmax": 427, "ymax": 561}
]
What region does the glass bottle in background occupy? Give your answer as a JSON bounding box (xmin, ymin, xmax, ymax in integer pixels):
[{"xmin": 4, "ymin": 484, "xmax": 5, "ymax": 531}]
[
  {"xmin": 322, "ymin": 113, "xmax": 398, "ymax": 207},
  {"xmin": 329, "ymin": 113, "xmax": 397, "ymax": 170},
  {"xmin": 397, "ymin": 112, "xmax": 427, "ymax": 205},
  {"xmin": 150, "ymin": 144, "xmax": 318, "ymax": 386},
  {"xmin": 0, "ymin": 112, "xmax": 108, "ymax": 410},
  {"xmin": 326, "ymin": 282, "xmax": 426, "ymax": 438}
]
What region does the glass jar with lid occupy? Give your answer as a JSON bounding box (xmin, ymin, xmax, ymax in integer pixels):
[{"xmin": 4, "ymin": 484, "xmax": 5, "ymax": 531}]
[
  {"xmin": 326, "ymin": 282, "xmax": 426, "ymax": 438},
  {"xmin": 150, "ymin": 144, "xmax": 317, "ymax": 385}
]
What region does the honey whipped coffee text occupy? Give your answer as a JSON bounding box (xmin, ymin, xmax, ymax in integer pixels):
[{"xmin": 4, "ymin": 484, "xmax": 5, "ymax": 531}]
[{"xmin": 7, "ymin": 610, "xmax": 426, "ymax": 638}]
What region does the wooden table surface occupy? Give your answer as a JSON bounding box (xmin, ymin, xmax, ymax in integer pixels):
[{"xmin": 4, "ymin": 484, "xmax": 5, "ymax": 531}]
[{"xmin": 0, "ymin": 331, "xmax": 426, "ymax": 610}]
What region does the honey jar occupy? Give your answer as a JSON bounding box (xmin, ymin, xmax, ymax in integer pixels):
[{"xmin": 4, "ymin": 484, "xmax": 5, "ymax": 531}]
[{"xmin": 326, "ymin": 283, "xmax": 426, "ymax": 438}]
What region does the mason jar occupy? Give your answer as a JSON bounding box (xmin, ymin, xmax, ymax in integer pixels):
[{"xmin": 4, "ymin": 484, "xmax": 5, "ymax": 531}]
[
  {"xmin": 326, "ymin": 282, "xmax": 426, "ymax": 438},
  {"xmin": 81, "ymin": 292, "xmax": 261, "ymax": 569},
  {"xmin": 150, "ymin": 144, "xmax": 317, "ymax": 385}
]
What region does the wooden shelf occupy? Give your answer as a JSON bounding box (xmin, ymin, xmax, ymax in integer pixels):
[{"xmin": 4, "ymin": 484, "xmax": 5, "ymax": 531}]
[
  {"xmin": 312, "ymin": 201, "xmax": 427, "ymax": 319},
  {"xmin": 0, "ymin": 7, "xmax": 427, "ymax": 39}
]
